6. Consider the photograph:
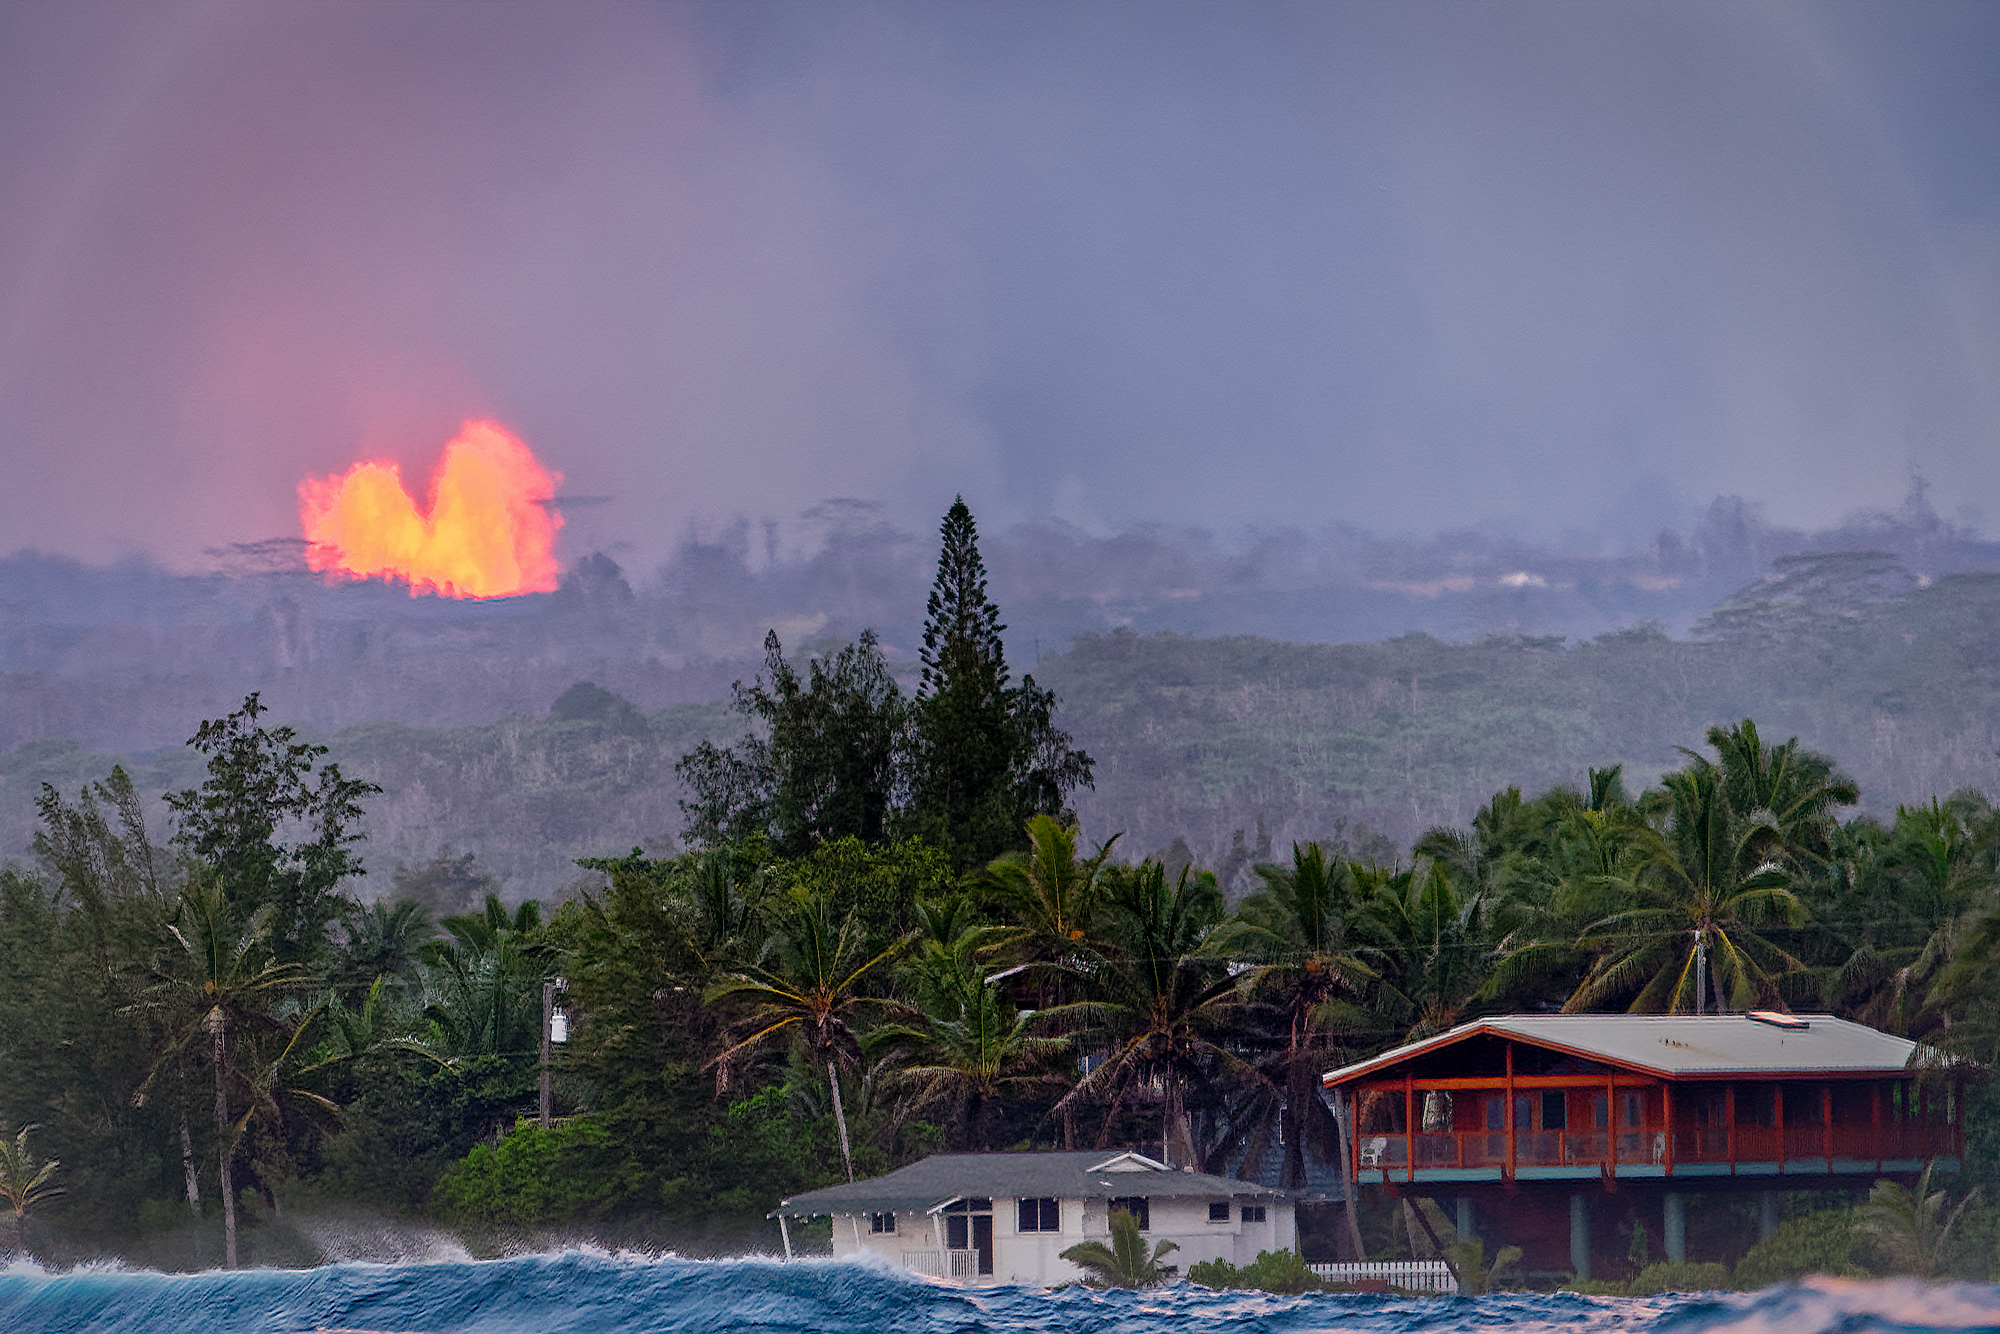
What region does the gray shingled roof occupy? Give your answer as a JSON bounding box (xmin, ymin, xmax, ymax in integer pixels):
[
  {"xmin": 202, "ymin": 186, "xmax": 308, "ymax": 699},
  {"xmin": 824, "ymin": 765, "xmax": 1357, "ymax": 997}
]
[
  {"xmin": 772, "ymin": 1150, "xmax": 1288, "ymax": 1218},
  {"xmin": 1323, "ymin": 1013, "xmax": 1936, "ymax": 1087}
]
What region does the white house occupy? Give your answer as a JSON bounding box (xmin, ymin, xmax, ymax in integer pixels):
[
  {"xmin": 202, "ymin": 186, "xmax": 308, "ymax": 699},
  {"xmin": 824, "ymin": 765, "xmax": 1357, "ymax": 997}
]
[{"xmin": 771, "ymin": 1149, "xmax": 1295, "ymax": 1286}]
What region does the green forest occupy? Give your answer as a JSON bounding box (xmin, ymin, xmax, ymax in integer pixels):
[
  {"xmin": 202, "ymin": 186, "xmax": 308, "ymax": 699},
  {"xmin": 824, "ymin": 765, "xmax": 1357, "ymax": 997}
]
[{"xmin": 4, "ymin": 503, "xmax": 2000, "ymax": 1287}]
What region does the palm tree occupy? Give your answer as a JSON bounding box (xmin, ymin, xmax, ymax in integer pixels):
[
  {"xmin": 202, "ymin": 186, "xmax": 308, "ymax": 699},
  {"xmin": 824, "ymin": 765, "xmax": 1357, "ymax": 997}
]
[
  {"xmin": 418, "ymin": 895, "xmax": 552, "ymax": 1058},
  {"xmin": 980, "ymin": 817, "xmax": 1119, "ymax": 1145},
  {"xmin": 139, "ymin": 873, "xmax": 304, "ymax": 1267},
  {"xmin": 705, "ymin": 891, "xmax": 909, "ymax": 1181},
  {"xmin": 0, "ymin": 1124, "xmax": 63, "ymax": 1252},
  {"xmin": 980, "ymin": 815, "xmax": 1118, "ymax": 993},
  {"xmin": 1486, "ymin": 770, "xmax": 1652, "ymax": 1010},
  {"xmin": 1210, "ymin": 842, "xmax": 1372, "ymax": 1253},
  {"xmin": 1701, "ymin": 719, "xmax": 1857, "ymax": 870},
  {"xmin": 1351, "ymin": 859, "xmax": 1492, "ymax": 1043},
  {"xmin": 869, "ymin": 928, "xmax": 1071, "ymax": 1149},
  {"xmin": 1060, "ymin": 1207, "xmax": 1178, "ymax": 1287},
  {"xmin": 1859, "ymin": 1161, "xmax": 1979, "ymax": 1279},
  {"xmin": 1567, "ymin": 765, "xmax": 1804, "ymax": 1014},
  {"xmin": 1053, "ymin": 862, "xmax": 1242, "ymax": 1168},
  {"xmin": 330, "ymin": 898, "xmax": 433, "ymax": 1003},
  {"xmin": 1824, "ymin": 797, "xmax": 2000, "ymax": 1039}
]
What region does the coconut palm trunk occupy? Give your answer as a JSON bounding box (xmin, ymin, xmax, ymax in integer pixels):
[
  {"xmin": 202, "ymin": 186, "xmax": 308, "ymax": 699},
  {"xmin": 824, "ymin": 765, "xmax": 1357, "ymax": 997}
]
[
  {"xmin": 177, "ymin": 1058, "xmax": 201, "ymax": 1218},
  {"xmin": 827, "ymin": 1059, "xmax": 855, "ymax": 1182},
  {"xmin": 206, "ymin": 1005, "xmax": 237, "ymax": 1268}
]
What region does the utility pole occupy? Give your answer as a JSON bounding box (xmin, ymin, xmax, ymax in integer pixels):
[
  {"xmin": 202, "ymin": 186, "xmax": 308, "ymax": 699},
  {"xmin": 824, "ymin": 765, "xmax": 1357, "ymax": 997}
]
[
  {"xmin": 540, "ymin": 980, "xmax": 554, "ymax": 1129},
  {"xmin": 1693, "ymin": 930, "xmax": 1708, "ymax": 1017}
]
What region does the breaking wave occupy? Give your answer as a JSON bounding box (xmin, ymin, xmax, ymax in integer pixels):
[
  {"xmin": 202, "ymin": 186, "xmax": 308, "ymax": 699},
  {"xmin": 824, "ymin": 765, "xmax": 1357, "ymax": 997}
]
[{"xmin": 1, "ymin": 1251, "xmax": 1996, "ymax": 1334}]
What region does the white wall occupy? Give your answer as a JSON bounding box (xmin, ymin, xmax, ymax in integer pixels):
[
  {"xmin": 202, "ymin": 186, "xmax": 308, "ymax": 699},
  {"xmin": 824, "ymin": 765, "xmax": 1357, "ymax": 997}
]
[{"xmin": 823, "ymin": 1193, "xmax": 1297, "ymax": 1287}]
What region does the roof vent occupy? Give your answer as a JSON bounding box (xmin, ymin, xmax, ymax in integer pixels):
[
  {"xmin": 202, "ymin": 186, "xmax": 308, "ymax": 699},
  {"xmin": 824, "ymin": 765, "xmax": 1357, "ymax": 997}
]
[{"xmin": 1747, "ymin": 1011, "xmax": 1809, "ymax": 1030}]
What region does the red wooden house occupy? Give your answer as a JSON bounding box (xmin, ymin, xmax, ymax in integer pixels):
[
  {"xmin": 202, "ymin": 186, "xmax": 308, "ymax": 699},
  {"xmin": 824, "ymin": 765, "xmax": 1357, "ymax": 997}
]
[{"xmin": 1321, "ymin": 1012, "xmax": 1965, "ymax": 1279}]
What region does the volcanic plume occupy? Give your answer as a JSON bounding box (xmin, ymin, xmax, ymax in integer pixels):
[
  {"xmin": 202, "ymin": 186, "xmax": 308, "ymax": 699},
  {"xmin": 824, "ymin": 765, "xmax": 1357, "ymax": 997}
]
[{"xmin": 300, "ymin": 421, "xmax": 563, "ymax": 598}]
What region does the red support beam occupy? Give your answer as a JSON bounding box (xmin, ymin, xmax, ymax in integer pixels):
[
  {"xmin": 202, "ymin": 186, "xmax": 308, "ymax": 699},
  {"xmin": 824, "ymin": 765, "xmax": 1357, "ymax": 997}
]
[
  {"xmin": 1663, "ymin": 1080, "xmax": 1675, "ymax": 1178},
  {"xmin": 1505, "ymin": 1042, "xmax": 1517, "ymax": 1182},
  {"xmin": 1873, "ymin": 1081, "xmax": 1883, "ymax": 1173},
  {"xmin": 1405, "ymin": 1069, "xmax": 1415, "ymax": 1184}
]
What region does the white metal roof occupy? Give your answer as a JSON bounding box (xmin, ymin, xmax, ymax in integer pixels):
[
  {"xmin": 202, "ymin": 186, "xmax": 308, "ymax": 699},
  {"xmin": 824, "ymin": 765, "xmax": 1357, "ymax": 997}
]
[{"xmin": 1322, "ymin": 1013, "xmax": 1934, "ymax": 1086}]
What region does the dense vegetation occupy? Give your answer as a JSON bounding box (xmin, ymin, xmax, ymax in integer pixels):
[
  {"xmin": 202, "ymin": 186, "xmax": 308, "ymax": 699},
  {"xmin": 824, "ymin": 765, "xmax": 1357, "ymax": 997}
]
[{"xmin": 4, "ymin": 507, "xmax": 2000, "ymax": 1285}]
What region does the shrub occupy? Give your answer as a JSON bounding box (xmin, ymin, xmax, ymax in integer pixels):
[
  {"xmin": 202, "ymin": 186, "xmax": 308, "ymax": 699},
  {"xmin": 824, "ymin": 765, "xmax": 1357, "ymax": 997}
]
[
  {"xmin": 1733, "ymin": 1207, "xmax": 1867, "ymax": 1288},
  {"xmin": 1186, "ymin": 1248, "xmax": 1325, "ymax": 1294},
  {"xmin": 1628, "ymin": 1260, "xmax": 1731, "ymax": 1293}
]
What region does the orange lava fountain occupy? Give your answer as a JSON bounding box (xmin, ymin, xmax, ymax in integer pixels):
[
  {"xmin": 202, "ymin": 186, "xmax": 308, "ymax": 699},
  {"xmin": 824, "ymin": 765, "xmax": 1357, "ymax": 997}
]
[{"xmin": 299, "ymin": 420, "xmax": 563, "ymax": 598}]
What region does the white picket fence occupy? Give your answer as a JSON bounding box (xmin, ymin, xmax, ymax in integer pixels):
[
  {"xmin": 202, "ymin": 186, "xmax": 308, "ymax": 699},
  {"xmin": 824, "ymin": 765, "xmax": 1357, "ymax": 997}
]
[
  {"xmin": 902, "ymin": 1250, "xmax": 979, "ymax": 1279},
  {"xmin": 1308, "ymin": 1259, "xmax": 1458, "ymax": 1294}
]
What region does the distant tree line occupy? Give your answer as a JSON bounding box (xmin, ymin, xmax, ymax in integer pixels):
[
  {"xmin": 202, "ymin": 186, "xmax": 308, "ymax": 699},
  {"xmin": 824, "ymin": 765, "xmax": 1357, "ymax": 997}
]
[{"xmin": 3, "ymin": 499, "xmax": 2000, "ymax": 1283}]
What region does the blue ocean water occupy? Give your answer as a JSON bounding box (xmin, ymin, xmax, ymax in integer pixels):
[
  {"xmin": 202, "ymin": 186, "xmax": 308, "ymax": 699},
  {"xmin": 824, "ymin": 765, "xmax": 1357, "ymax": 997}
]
[{"xmin": 2, "ymin": 1252, "xmax": 1996, "ymax": 1334}]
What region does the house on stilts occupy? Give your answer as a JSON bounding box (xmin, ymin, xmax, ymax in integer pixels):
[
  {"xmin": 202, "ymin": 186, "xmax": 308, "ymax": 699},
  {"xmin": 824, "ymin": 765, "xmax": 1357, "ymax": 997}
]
[{"xmin": 1321, "ymin": 1011, "xmax": 1968, "ymax": 1281}]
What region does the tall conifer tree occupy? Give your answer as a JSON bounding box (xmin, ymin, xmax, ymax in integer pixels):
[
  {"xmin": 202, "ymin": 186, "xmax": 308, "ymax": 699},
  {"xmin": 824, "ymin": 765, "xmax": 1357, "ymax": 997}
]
[{"xmin": 911, "ymin": 498, "xmax": 1093, "ymax": 867}]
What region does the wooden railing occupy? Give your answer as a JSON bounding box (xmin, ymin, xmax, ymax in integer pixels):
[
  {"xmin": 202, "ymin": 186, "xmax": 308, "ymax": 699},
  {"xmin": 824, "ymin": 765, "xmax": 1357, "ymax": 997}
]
[
  {"xmin": 903, "ymin": 1250, "xmax": 979, "ymax": 1278},
  {"xmin": 1354, "ymin": 1122, "xmax": 1958, "ymax": 1176}
]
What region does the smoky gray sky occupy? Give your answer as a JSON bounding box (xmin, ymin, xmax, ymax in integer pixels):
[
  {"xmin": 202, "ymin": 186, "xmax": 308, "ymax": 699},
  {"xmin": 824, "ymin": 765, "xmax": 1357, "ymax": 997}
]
[{"xmin": 2, "ymin": 0, "xmax": 1997, "ymax": 575}]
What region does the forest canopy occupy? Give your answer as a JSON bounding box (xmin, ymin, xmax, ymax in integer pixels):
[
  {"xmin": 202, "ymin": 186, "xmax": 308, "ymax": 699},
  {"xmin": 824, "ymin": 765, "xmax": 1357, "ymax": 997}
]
[{"xmin": 3, "ymin": 504, "xmax": 2000, "ymax": 1284}]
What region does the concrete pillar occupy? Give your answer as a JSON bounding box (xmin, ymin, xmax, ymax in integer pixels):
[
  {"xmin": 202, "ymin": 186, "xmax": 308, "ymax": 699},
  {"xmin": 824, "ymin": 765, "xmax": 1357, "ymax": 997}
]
[
  {"xmin": 1456, "ymin": 1197, "xmax": 1475, "ymax": 1243},
  {"xmin": 1663, "ymin": 1191, "xmax": 1686, "ymax": 1262},
  {"xmin": 1569, "ymin": 1193, "xmax": 1591, "ymax": 1280},
  {"xmin": 1759, "ymin": 1192, "xmax": 1779, "ymax": 1241}
]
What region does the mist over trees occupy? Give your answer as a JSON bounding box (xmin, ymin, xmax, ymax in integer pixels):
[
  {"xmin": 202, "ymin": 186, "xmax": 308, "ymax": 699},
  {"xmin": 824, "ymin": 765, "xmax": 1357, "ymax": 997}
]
[{"xmin": 4, "ymin": 485, "xmax": 2000, "ymax": 899}]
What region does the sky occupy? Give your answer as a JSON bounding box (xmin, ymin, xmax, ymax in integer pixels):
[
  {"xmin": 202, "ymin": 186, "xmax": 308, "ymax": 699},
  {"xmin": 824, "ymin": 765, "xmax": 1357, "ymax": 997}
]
[{"xmin": 1, "ymin": 0, "xmax": 1997, "ymax": 576}]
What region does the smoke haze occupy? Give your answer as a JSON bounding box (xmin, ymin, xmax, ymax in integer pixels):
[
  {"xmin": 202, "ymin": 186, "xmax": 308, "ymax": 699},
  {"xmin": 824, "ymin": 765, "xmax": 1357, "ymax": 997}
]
[{"xmin": 3, "ymin": 1, "xmax": 1998, "ymax": 572}]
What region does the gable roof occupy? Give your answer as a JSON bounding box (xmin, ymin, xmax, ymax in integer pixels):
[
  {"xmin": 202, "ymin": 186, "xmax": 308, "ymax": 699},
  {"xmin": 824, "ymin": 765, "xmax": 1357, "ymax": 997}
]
[
  {"xmin": 1322, "ymin": 1013, "xmax": 1933, "ymax": 1087},
  {"xmin": 772, "ymin": 1150, "xmax": 1288, "ymax": 1218}
]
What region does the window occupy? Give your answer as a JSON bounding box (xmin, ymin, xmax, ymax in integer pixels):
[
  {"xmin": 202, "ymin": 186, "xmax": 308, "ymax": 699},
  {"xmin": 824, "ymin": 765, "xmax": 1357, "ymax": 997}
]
[
  {"xmin": 1018, "ymin": 1198, "xmax": 1060, "ymax": 1232},
  {"xmin": 1592, "ymin": 1094, "xmax": 1608, "ymax": 1129},
  {"xmin": 1622, "ymin": 1091, "xmax": 1644, "ymax": 1128},
  {"xmin": 943, "ymin": 1198, "xmax": 992, "ymax": 1256},
  {"xmin": 1208, "ymin": 1202, "xmax": 1230, "ymax": 1223},
  {"xmin": 1242, "ymin": 1205, "xmax": 1267, "ymax": 1224},
  {"xmin": 1422, "ymin": 1091, "xmax": 1453, "ymax": 1131},
  {"xmin": 1540, "ymin": 1091, "xmax": 1567, "ymax": 1130},
  {"xmin": 1108, "ymin": 1197, "xmax": 1150, "ymax": 1230},
  {"xmin": 869, "ymin": 1212, "xmax": 896, "ymax": 1234}
]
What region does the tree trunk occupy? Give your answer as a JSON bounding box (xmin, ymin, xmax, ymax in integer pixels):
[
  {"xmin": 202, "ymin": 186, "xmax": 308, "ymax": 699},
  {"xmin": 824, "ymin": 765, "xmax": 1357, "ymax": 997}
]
[
  {"xmin": 207, "ymin": 1007, "xmax": 237, "ymax": 1269},
  {"xmin": 180, "ymin": 1116, "xmax": 200, "ymax": 1214},
  {"xmin": 827, "ymin": 1060, "xmax": 855, "ymax": 1183},
  {"xmin": 1327, "ymin": 1089, "xmax": 1366, "ymax": 1261},
  {"xmin": 178, "ymin": 1057, "xmax": 201, "ymax": 1217}
]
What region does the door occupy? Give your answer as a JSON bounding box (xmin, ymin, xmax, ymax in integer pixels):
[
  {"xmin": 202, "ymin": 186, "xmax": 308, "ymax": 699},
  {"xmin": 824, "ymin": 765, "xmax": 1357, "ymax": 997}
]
[{"xmin": 972, "ymin": 1215, "xmax": 993, "ymax": 1275}]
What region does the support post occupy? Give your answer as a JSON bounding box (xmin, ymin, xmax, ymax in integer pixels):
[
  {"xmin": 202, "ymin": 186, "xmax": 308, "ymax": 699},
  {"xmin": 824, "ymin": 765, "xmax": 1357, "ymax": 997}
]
[
  {"xmin": 1873, "ymin": 1082, "xmax": 1884, "ymax": 1172},
  {"xmin": 1405, "ymin": 1071, "xmax": 1416, "ymax": 1183},
  {"xmin": 1569, "ymin": 1192, "xmax": 1591, "ymax": 1280},
  {"xmin": 1725, "ymin": 1085, "xmax": 1735, "ymax": 1173},
  {"xmin": 1775, "ymin": 1085, "xmax": 1785, "ymax": 1172},
  {"xmin": 778, "ymin": 1213, "xmax": 793, "ymax": 1260},
  {"xmin": 1505, "ymin": 1042, "xmax": 1517, "ymax": 1182},
  {"xmin": 1455, "ymin": 1196, "xmax": 1474, "ymax": 1243},
  {"xmin": 1662, "ymin": 1081, "xmax": 1675, "ymax": 1177},
  {"xmin": 1759, "ymin": 1192, "xmax": 1778, "ymax": 1241},
  {"xmin": 540, "ymin": 980, "xmax": 554, "ymax": 1129},
  {"xmin": 1663, "ymin": 1191, "xmax": 1686, "ymax": 1262}
]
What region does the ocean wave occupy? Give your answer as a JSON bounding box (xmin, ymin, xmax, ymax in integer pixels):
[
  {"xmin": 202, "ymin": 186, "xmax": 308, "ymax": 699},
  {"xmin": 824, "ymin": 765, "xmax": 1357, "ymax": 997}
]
[{"xmin": 0, "ymin": 1253, "xmax": 1994, "ymax": 1334}]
